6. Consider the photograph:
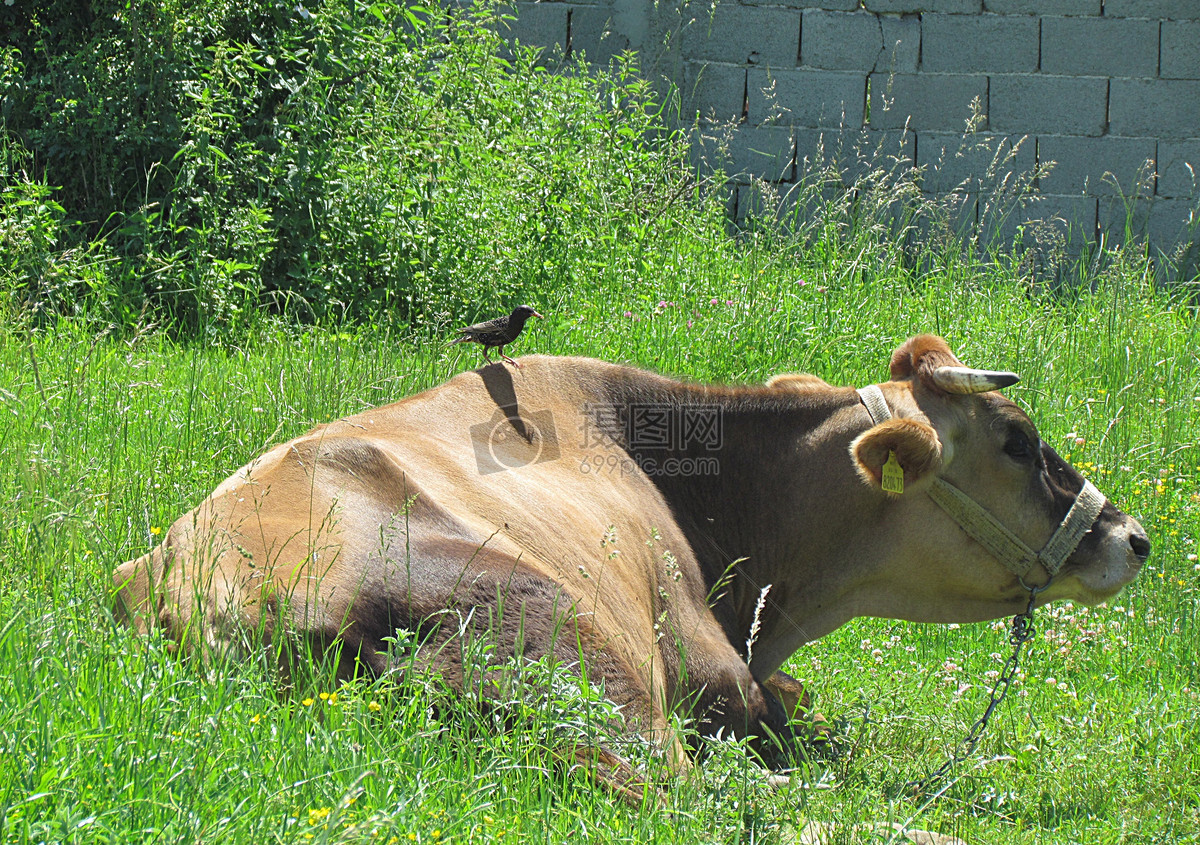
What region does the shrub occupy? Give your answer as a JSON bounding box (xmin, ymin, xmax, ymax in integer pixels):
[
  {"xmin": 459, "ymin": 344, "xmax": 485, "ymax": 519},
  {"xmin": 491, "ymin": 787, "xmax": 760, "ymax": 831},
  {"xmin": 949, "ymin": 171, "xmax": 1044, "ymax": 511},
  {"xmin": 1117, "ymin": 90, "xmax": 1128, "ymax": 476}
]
[{"xmin": 1, "ymin": 0, "xmax": 713, "ymax": 335}]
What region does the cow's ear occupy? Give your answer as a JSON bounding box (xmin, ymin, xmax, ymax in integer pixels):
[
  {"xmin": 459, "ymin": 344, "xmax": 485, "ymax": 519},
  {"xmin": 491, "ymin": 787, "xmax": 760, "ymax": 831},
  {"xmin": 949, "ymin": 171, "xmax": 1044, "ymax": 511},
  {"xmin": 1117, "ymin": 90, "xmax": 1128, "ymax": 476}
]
[
  {"xmin": 765, "ymin": 373, "xmax": 833, "ymax": 392},
  {"xmin": 889, "ymin": 334, "xmax": 962, "ymax": 383},
  {"xmin": 851, "ymin": 418, "xmax": 942, "ymax": 496}
]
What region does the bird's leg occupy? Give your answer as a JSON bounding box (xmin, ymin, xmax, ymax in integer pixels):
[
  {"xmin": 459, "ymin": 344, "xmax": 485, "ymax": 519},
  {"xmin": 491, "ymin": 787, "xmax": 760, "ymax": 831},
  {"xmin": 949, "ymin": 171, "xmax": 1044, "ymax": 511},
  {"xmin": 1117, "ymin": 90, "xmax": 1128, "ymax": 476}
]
[
  {"xmin": 481, "ymin": 347, "xmax": 493, "ymax": 365},
  {"xmin": 499, "ymin": 346, "xmax": 520, "ymax": 368}
]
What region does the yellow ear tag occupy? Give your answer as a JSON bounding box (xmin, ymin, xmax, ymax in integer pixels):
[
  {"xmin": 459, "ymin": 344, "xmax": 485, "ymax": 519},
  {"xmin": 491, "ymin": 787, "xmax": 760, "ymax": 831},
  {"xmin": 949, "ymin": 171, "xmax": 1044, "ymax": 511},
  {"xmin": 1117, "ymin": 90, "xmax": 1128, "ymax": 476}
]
[{"xmin": 881, "ymin": 450, "xmax": 904, "ymax": 495}]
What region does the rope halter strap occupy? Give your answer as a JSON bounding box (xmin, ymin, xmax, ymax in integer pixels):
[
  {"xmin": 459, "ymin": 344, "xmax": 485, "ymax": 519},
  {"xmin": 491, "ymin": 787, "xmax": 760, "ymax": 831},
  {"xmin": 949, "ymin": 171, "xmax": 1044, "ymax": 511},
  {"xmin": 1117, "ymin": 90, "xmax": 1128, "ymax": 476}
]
[{"xmin": 856, "ymin": 384, "xmax": 1106, "ymax": 586}]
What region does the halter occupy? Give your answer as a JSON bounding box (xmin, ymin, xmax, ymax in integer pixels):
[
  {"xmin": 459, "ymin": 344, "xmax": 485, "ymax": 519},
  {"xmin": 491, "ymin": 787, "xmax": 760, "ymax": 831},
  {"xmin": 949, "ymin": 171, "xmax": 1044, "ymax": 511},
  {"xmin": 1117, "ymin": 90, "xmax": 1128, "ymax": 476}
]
[{"xmin": 857, "ymin": 384, "xmax": 1105, "ymax": 589}]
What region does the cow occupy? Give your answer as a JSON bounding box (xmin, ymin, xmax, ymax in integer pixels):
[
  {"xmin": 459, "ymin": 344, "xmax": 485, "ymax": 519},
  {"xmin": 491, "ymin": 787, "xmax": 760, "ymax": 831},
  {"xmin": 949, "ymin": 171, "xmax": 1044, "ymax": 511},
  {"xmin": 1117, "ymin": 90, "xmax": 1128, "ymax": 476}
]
[{"xmin": 112, "ymin": 334, "xmax": 1148, "ymax": 787}]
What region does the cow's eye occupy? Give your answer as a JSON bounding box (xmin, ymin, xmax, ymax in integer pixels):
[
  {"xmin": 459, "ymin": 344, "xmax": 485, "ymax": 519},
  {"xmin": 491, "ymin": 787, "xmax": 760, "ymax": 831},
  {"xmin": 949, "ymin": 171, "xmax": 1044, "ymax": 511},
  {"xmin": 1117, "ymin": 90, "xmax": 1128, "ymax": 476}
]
[{"xmin": 1003, "ymin": 432, "xmax": 1036, "ymax": 462}]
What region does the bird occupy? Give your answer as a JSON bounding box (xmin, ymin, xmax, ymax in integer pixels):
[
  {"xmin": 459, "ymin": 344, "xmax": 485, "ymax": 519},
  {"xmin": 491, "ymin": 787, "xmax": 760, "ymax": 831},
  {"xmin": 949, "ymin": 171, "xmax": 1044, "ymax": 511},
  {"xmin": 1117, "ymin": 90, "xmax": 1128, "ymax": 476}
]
[{"xmin": 452, "ymin": 305, "xmax": 544, "ymax": 368}]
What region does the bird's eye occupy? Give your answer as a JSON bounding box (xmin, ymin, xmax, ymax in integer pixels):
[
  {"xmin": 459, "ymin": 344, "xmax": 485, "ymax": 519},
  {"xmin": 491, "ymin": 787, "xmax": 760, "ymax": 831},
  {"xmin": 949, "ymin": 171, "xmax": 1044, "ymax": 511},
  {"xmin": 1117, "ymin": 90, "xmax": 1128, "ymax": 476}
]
[{"xmin": 1003, "ymin": 432, "xmax": 1036, "ymax": 461}]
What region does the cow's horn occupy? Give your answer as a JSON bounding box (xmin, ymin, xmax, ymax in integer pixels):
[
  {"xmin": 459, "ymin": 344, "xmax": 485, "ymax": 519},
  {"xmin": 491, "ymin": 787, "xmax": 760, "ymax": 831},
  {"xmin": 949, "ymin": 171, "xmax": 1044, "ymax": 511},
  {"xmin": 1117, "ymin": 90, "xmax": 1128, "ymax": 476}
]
[{"xmin": 931, "ymin": 366, "xmax": 1020, "ymax": 394}]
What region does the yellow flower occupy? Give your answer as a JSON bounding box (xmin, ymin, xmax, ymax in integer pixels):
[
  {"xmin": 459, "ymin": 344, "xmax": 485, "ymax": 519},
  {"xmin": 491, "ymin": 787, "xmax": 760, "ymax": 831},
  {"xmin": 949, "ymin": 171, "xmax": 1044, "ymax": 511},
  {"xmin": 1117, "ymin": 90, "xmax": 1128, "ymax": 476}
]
[
  {"xmin": 302, "ymin": 698, "xmax": 314, "ymax": 707},
  {"xmin": 150, "ymin": 526, "xmax": 162, "ymax": 535},
  {"xmin": 319, "ymin": 692, "xmax": 330, "ymax": 701},
  {"xmin": 368, "ymin": 701, "xmax": 382, "ymax": 712},
  {"xmin": 327, "ymin": 692, "xmax": 338, "ymax": 705},
  {"xmin": 308, "ymin": 807, "xmax": 330, "ymax": 825},
  {"xmin": 250, "ymin": 714, "xmax": 262, "ymax": 724}
]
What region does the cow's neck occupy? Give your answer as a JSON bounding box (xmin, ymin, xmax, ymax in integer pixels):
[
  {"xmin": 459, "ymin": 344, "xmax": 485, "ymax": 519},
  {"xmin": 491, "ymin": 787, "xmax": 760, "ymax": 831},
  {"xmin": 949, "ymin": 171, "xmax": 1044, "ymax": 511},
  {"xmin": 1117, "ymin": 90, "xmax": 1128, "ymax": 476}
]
[{"xmin": 603, "ymin": 378, "xmax": 880, "ymax": 678}]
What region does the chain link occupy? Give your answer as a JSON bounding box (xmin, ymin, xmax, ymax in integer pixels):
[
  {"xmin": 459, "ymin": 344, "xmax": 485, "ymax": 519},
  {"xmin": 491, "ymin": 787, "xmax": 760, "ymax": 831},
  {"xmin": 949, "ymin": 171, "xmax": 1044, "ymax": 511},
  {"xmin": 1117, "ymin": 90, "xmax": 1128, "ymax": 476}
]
[{"xmin": 906, "ymin": 587, "xmax": 1041, "ymax": 799}]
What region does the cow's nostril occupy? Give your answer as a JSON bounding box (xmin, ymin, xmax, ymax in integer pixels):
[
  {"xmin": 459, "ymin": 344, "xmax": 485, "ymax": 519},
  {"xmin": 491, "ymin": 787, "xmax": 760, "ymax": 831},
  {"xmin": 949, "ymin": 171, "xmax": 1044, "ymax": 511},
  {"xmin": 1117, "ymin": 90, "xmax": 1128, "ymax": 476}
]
[{"xmin": 1129, "ymin": 531, "xmax": 1151, "ymax": 561}]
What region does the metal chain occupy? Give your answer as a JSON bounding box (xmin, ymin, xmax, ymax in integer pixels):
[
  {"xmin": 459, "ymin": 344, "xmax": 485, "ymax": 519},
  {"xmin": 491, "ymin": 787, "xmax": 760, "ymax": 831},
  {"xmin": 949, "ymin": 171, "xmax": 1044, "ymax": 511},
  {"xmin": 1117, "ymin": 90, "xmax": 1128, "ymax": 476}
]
[{"xmin": 906, "ymin": 586, "xmax": 1042, "ymax": 799}]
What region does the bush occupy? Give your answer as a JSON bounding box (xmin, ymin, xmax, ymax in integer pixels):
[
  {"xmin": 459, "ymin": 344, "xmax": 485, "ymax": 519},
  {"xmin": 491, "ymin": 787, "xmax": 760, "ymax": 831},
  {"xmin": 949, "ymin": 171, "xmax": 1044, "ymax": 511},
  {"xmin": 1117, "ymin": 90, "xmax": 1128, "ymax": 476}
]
[{"xmin": 1, "ymin": 0, "xmax": 712, "ymax": 334}]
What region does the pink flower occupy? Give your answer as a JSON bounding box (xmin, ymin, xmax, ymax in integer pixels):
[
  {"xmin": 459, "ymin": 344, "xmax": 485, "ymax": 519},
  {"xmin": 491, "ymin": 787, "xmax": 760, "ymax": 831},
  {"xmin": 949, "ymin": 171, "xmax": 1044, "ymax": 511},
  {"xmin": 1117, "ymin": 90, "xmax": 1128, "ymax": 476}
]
[
  {"xmin": 709, "ymin": 297, "xmax": 719, "ymax": 306},
  {"xmin": 623, "ymin": 311, "xmax": 634, "ymax": 318},
  {"xmin": 686, "ymin": 320, "xmax": 694, "ymax": 329}
]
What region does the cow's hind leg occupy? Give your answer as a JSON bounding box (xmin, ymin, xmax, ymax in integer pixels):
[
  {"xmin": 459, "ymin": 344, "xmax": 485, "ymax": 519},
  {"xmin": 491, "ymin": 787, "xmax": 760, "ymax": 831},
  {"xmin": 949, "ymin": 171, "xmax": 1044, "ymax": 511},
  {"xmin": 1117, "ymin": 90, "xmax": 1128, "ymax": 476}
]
[{"xmin": 368, "ymin": 543, "xmax": 676, "ymax": 803}]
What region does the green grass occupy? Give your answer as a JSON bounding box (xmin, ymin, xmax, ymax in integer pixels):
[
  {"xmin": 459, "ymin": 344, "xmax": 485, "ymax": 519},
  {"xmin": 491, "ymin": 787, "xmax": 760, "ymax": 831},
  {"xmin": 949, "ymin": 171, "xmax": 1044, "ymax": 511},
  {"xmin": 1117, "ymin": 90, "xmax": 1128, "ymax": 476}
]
[{"xmin": 2, "ymin": 266, "xmax": 1198, "ymax": 844}]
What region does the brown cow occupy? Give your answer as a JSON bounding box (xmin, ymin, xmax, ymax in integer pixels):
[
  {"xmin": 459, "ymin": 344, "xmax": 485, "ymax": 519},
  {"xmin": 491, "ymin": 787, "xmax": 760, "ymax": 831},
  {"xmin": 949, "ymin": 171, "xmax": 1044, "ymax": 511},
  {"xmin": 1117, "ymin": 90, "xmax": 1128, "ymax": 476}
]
[{"xmin": 113, "ymin": 335, "xmax": 1148, "ymax": 778}]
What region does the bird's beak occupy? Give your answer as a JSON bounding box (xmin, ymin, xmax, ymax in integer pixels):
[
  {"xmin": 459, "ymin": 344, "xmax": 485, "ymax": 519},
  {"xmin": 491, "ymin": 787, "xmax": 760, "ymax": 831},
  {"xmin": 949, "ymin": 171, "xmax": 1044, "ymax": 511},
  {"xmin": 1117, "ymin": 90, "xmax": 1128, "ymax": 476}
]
[{"xmin": 532, "ymin": 310, "xmax": 545, "ymax": 319}]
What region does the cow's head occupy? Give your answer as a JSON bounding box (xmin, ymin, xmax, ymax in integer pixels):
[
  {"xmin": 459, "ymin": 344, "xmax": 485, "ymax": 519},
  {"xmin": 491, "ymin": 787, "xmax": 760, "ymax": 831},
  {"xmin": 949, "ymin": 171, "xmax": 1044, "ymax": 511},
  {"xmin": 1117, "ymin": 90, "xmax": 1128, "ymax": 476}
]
[{"xmin": 851, "ymin": 335, "xmax": 1149, "ymax": 620}]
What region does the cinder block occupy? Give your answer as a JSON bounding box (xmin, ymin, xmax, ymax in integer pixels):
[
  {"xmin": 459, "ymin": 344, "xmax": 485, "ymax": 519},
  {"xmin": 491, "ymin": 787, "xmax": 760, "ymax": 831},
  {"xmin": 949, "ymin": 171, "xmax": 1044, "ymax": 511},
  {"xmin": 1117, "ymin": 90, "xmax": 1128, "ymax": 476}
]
[
  {"xmin": 728, "ymin": 126, "xmax": 797, "ymax": 181},
  {"xmin": 1158, "ymin": 140, "xmax": 1200, "ymax": 198},
  {"xmin": 922, "ymin": 14, "xmax": 1039, "ymax": 73},
  {"xmin": 682, "ymin": 5, "xmax": 800, "ymax": 67},
  {"xmin": 983, "ymin": 0, "xmax": 1100, "ymax": 14},
  {"xmin": 1161, "ymin": 21, "xmax": 1200, "ymax": 80},
  {"xmin": 1098, "ymin": 197, "xmax": 1196, "ymax": 249},
  {"xmin": 1041, "ymin": 17, "xmax": 1158, "ymax": 78},
  {"xmin": 917, "ymin": 132, "xmax": 1035, "ymax": 193},
  {"xmin": 798, "ymin": 12, "xmax": 918, "ymax": 73},
  {"xmin": 1103, "ymin": 0, "xmax": 1200, "ymax": 19},
  {"xmin": 795, "ymin": 127, "xmax": 856, "ymax": 174},
  {"xmin": 733, "ymin": 182, "xmax": 825, "ymax": 229},
  {"xmin": 1037, "ymin": 136, "xmax": 1157, "ymax": 197},
  {"xmin": 690, "ymin": 126, "xmax": 738, "ymax": 180},
  {"xmin": 748, "ymin": 68, "xmax": 867, "ymax": 128},
  {"xmin": 568, "ymin": 7, "xmax": 633, "ymax": 65},
  {"xmin": 1097, "ymin": 196, "xmax": 1151, "ymax": 245},
  {"xmin": 863, "ymin": 0, "xmax": 981, "ymax": 12},
  {"xmin": 938, "ymin": 191, "xmax": 980, "ymax": 238},
  {"xmin": 864, "ymin": 127, "xmax": 918, "ymax": 169},
  {"xmin": 820, "ymin": 127, "xmax": 917, "ymax": 187},
  {"xmin": 1110, "ymin": 79, "xmax": 1200, "ymax": 138},
  {"xmin": 914, "ymin": 191, "xmax": 979, "ymax": 241},
  {"xmin": 878, "ymin": 16, "xmax": 921, "ymax": 74},
  {"xmin": 745, "ymin": 0, "xmax": 857, "ymax": 10},
  {"xmin": 682, "ymin": 62, "xmax": 746, "ymax": 124},
  {"xmin": 801, "ymin": 10, "xmax": 883, "ymax": 70},
  {"xmin": 502, "ymin": 3, "xmax": 569, "ymax": 53},
  {"xmin": 982, "ymin": 194, "xmax": 1098, "ymax": 251},
  {"xmin": 868, "ymin": 73, "xmax": 987, "ymax": 131},
  {"xmin": 1145, "ymin": 201, "xmax": 1198, "ymax": 251},
  {"xmin": 990, "ymin": 75, "xmax": 1106, "ymax": 136}
]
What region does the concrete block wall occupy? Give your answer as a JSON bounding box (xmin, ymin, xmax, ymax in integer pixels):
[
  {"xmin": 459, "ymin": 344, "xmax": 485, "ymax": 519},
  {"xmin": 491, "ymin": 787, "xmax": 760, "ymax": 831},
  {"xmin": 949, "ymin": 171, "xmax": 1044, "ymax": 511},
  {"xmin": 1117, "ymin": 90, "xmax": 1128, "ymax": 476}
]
[{"xmin": 502, "ymin": 0, "xmax": 1200, "ymax": 258}]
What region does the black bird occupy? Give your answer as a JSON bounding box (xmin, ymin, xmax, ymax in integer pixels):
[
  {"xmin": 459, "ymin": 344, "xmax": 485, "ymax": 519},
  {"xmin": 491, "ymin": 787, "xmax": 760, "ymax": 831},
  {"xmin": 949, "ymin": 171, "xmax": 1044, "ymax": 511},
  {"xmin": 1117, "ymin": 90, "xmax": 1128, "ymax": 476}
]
[{"xmin": 452, "ymin": 305, "xmax": 544, "ymax": 368}]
